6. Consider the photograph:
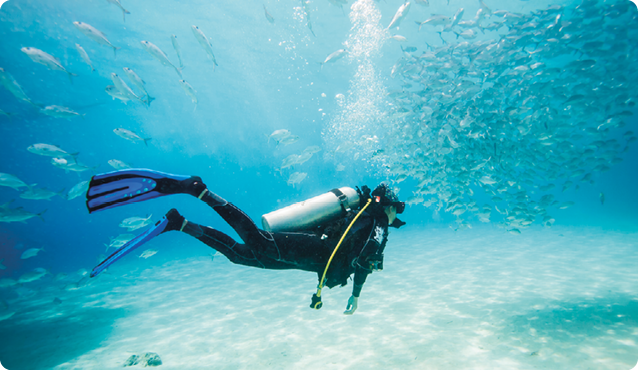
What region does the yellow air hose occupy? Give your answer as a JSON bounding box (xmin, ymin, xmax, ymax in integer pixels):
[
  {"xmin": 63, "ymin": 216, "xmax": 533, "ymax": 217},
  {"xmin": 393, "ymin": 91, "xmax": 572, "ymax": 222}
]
[{"xmin": 311, "ymin": 198, "xmax": 372, "ymax": 309}]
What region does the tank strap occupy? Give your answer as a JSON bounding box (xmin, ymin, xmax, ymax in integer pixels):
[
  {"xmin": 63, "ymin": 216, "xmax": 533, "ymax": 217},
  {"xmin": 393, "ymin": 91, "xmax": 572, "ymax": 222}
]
[{"xmin": 330, "ymin": 188, "xmax": 350, "ymax": 214}]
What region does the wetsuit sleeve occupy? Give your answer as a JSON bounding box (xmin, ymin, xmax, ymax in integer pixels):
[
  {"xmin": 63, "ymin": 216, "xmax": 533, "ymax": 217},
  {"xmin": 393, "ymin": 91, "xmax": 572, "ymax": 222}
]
[{"xmin": 352, "ymin": 266, "xmax": 369, "ymax": 297}]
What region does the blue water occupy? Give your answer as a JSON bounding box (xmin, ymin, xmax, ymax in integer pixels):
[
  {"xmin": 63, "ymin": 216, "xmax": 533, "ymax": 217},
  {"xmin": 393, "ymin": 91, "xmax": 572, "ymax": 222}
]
[{"xmin": 0, "ymin": 0, "xmax": 637, "ymax": 368}]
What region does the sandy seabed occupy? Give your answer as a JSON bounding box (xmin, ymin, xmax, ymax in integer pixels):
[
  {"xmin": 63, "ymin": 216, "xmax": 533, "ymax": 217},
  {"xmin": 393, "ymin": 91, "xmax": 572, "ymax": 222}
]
[{"xmin": 0, "ymin": 225, "xmax": 637, "ymax": 370}]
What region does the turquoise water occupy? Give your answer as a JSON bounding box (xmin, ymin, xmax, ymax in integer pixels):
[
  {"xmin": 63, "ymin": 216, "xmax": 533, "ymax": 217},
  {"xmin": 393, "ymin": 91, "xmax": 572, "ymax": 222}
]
[{"xmin": 0, "ymin": 0, "xmax": 637, "ymax": 368}]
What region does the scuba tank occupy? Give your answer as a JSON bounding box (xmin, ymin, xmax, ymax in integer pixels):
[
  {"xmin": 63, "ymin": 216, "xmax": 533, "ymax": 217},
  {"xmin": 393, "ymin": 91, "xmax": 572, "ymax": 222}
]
[{"xmin": 261, "ymin": 187, "xmax": 360, "ymax": 232}]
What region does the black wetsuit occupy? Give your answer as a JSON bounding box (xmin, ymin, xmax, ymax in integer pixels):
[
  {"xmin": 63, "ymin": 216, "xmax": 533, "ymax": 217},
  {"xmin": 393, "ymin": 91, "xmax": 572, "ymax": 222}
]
[{"xmin": 180, "ymin": 201, "xmax": 389, "ymax": 297}]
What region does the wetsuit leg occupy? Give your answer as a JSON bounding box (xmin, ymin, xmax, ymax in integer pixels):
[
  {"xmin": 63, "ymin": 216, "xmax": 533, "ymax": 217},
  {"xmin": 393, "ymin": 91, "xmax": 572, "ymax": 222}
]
[
  {"xmin": 199, "ymin": 190, "xmax": 333, "ymax": 269},
  {"xmin": 180, "ymin": 220, "xmax": 293, "ymax": 270}
]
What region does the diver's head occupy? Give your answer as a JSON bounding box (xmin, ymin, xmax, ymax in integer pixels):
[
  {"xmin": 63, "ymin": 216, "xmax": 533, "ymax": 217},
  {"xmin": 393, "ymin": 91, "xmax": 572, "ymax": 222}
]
[{"xmin": 371, "ymin": 183, "xmax": 406, "ymax": 228}]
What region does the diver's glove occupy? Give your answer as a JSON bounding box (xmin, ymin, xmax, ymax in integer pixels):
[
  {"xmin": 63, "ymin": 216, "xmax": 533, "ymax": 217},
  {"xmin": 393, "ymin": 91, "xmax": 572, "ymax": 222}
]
[{"xmin": 343, "ymin": 295, "xmax": 358, "ymax": 315}]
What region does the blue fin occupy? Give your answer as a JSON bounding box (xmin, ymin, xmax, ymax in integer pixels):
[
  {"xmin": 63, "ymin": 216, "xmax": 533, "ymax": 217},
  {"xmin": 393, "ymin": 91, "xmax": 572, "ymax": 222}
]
[
  {"xmin": 91, "ymin": 215, "xmax": 170, "ymax": 278},
  {"xmin": 86, "ymin": 169, "xmax": 191, "ymax": 213}
]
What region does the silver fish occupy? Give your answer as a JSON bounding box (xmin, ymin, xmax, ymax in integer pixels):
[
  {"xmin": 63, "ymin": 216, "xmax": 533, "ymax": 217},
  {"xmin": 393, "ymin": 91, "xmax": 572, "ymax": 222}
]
[
  {"xmin": 191, "ymin": 26, "xmax": 219, "ymax": 69},
  {"xmin": 0, "ymin": 202, "xmax": 46, "ymax": 223},
  {"xmin": 51, "ymin": 157, "xmax": 95, "ymax": 173},
  {"xmin": 268, "ymin": 129, "xmax": 291, "ymax": 143},
  {"xmin": 387, "ymin": 2, "xmax": 411, "ymax": 30},
  {"xmin": 65, "ymin": 180, "xmax": 90, "ymax": 200},
  {"xmin": 179, "ymin": 79, "xmax": 197, "ymax": 105},
  {"xmin": 20, "ymin": 186, "xmax": 63, "ymax": 201},
  {"xmin": 140, "ymin": 40, "xmax": 182, "ymax": 77},
  {"xmin": 123, "ymin": 67, "xmax": 152, "ymax": 102},
  {"xmin": 320, "ymin": 49, "xmax": 347, "ymax": 68},
  {"xmin": 0, "ymin": 67, "xmax": 36, "ymax": 106},
  {"xmin": 73, "ymin": 22, "xmax": 119, "ymax": 57},
  {"xmin": 114, "ymin": 128, "xmax": 152, "ymax": 146},
  {"xmin": 287, "ymin": 172, "xmax": 307, "ymax": 187},
  {"xmin": 21, "ymin": 47, "xmax": 77, "ymax": 82},
  {"xmin": 18, "ymin": 268, "xmax": 49, "ymax": 283},
  {"xmin": 264, "ymin": 5, "xmax": 275, "ymax": 24},
  {"xmin": 108, "ymin": 159, "xmax": 132, "ymax": 170},
  {"xmin": 170, "ymin": 35, "xmax": 184, "ymax": 68},
  {"xmin": 119, "ymin": 214, "xmax": 153, "ymax": 231},
  {"xmin": 0, "ymin": 173, "xmax": 28, "ymax": 190},
  {"xmin": 139, "ymin": 249, "xmax": 158, "ymax": 259},
  {"xmin": 111, "ymin": 73, "xmax": 146, "ymax": 105},
  {"xmin": 28, "ymin": 143, "xmax": 78, "ymax": 159},
  {"xmin": 40, "ymin": 105, "xmax": 83, "ymax": 119},
  {"xmin": 105, "ymin": 85, "xmax": 130, "ymax": 104},
  {"xmin": 75, "ymin": 43, "xmax": 95, "ymax": 72},
  {"xmin": 106, "ymin": 0, "xmax": 130, "ymax": 21}
]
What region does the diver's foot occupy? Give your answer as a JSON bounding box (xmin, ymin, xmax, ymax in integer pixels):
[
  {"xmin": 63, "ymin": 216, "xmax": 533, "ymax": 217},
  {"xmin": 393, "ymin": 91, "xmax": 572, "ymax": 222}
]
[
  {"xmin": 179, "ymin": 177, "xmax": 228, "ymax": 208},
  {"xmin": 179, "ymin": 176, "xmax": 208, "ymax": 197},
  {"xmin": 163, "ymin": 208, "xmax": 187, "ymax": 233}
]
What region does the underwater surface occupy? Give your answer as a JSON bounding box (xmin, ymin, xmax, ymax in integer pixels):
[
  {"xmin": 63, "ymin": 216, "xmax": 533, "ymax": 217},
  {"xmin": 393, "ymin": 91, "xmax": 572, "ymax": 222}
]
[{"xmin": 0, "ymin": 0, "xmax": 637, "ymax": 368}]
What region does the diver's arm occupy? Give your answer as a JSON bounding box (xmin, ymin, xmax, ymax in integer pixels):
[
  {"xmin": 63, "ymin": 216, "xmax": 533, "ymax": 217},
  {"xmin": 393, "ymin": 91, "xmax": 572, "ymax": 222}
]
[{"xmin": 344, "ymin": 266, "xmax": 369, "ymax": 315}]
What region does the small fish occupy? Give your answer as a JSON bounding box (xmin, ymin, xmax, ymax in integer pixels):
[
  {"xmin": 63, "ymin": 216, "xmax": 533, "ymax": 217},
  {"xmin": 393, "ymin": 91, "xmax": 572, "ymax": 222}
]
[
  {"xmin": 123, "ymin": 68, "xmax": 155, "ymax": 106},
  {"xmin": 114, "ymin": 128, "xmax": 152, "ymax": 146},
  {"xmin": 65, "ymin": 180, "xmax": 90, "ymax": 200},
  {"xmin": 170, "ymin": 35, "xmax": 184, "ymax": 68},
  {"xmin": 281, "ymin": 154, "xmax": 299, "ymax": 169},
  {"xmin": 287, "ymin": 172, "xmax": 307, "ymax": 187},
  {"xmin": 599, "ymin": 192, "xmax": 605, "ymax": 205},
  {"xmin": 320, "ymin": 49, "xmax": 347, "ymax": 69},
  {"xmin": 20, "ymin": 185, "xmax": 63, "ymax": 201},
  {"xmin": 264, "ymin": 5, "xmax": 275, "ymax": 24},
  {"xmin": 139, "ymin": 249, "xmax": 158, "ymax": 259},
  {"xmin": 119, "ymin": 214, "xmax": 153, "ymax": 231},
  {"xmin": 20, "ymin": 247, "xmax": 45, "ymax": 259},
  {"xmin": 75, "ymin": 43, "xmax": 95, "ymax": 72},
  {"xmin": 301, "ymin": 0, "xmax": 316, "ymax": 37},
  {"xmin": 40, "ymin": 105, "xmax": 83, "ymax": 119},
  {"xmin": 0, "ymin": 67, "xmax": 35, "ymax": 106},
  {"xmin": 0, "ymin": 258, "xmax": 5, "ymax": 270},
  {"xmin": 73, "ymin": 22, "xmax": 119, "ymax": 57},
  {"xmin": 21, "ymin": 47, "xmax": 77, "ymax": 82},
  {"xmin": 51, "ymin": 157, "xmax": 95, "ymax": 173},
  {"xmin": 0, "ymin": 278, "xmax": 18, "ymax": 288},
  {"xmin": 108, "ymin": 159, "xmax": 132, "ymax": 170},
  {"xmin": 140, "ymin": 40, "xmax": 182, "ymax": 77},
  {"xmin": 18, "ymin": 268, "xmax": 49, "ymax": 283},
  {"xmin": 296, "ymin": 151, "xmax": 313, "ymax": 165},
  {"xmin": 55, "ymin": 272, "xmax": 68, "ymax": 281},
  {"xmin": 106, "ymin": 0, "xmax": 130, "ymax": 21},
  {"xmin": 105, "ymin": 85, "xmax": 130, "ymax": 104},
  {"xmin": 389, "ymin": 35, "xmax": 408, "ymax": 42},
  {"xmin": 336, "ymin": 164, "xmax": 346, "ymax": 171},
  {"xmin": 559, "ymin": 201, "xmax": 575, "ymax": 209},
  {"xmin": 0, "ymin": 173, "xmax": 28, "ymax": 190},
  {"xmin": 179, "ymin": 79, "xmax": 198, "ymax": 105},
  {"xmin": 0, "ymin": 311, "xmax": 15, "ymax": 322},
  {"xmin": 303, "ymin": 145, "xmax": 322, "ymax": 154},
  {"xmin": 191, "ymin": 26, "xmax": 219, "ymax": 69},
  {"xmin": 106, "ymin": 233, "xmax": 135, "ymax": 251},
  {"xmin": 268, "ymin": 129, "xmax": 291, "ymax": 143},
  {"xmin": 415, "ymin": 15, "xmax": 450, "ymax": 30},
  {"xmin": 111, "ymin": 73, "xmax": 147, "ymax": 106},
  {"xmin": 387, "ymin": 2, "xmax": 411, "ymax": 30},
  {"xmin": 279, "ymin": 135, "xmax": 299, "ymax": 146}
]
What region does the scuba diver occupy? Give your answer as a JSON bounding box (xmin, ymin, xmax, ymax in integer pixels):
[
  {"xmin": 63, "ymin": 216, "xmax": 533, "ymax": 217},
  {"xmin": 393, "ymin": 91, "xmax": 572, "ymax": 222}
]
[{"xmin": 86, "ymin": 169, "xmax": 405, "ymax": 315}]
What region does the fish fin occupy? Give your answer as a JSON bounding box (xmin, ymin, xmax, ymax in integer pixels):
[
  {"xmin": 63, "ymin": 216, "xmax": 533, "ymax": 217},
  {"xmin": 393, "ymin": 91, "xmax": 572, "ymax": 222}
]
[
  {"xmin": 143, "ymin": 138, "xmax": 152, "ymax": 146},
  {"xmin": 146, "ymin": 95, "xmax": 155, "ymax": 107},
  {"xmin": 37, "ymin": 209, "xmax": 47, "ymax": 222}
]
